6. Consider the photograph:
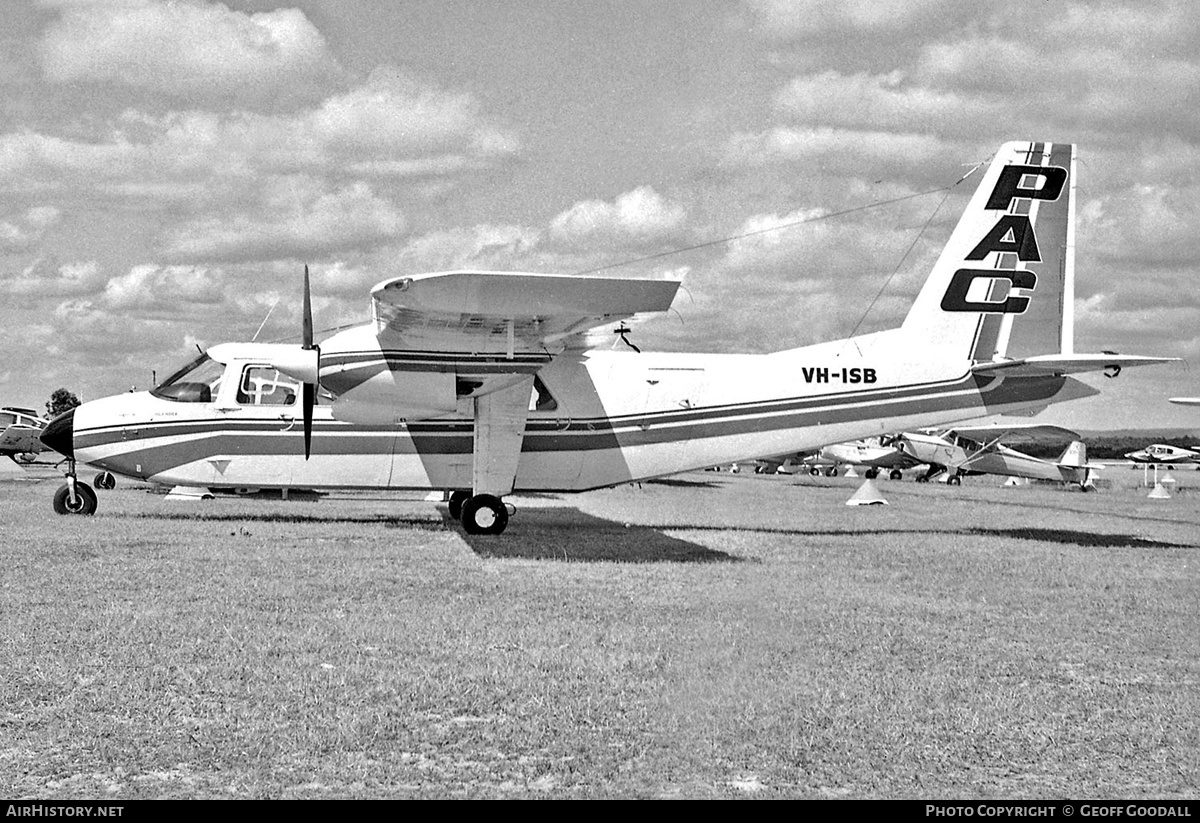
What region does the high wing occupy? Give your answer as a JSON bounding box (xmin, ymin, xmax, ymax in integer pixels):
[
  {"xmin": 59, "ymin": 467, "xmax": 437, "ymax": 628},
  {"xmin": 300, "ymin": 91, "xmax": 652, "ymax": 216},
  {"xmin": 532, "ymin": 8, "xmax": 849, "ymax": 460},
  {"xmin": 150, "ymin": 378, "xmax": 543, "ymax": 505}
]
[
  {"xmin": 943, "ymin": 423, "xmax": 1081, "ymax": 445},
  {"xmin": 319, "ymin": 271, "xmax": 682, "ymax": 502},
  {"xmin": 371, "ymin": 271, "xmax": 680, "ymax": 352}
]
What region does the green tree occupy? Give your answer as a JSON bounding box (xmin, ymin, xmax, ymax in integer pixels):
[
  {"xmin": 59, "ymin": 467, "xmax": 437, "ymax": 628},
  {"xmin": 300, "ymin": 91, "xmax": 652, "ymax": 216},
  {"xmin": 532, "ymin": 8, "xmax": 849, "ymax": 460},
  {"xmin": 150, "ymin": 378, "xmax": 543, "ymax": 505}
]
[{"xmin": 46, "ymin": 388, "xmax": 81, "ymax": 418}]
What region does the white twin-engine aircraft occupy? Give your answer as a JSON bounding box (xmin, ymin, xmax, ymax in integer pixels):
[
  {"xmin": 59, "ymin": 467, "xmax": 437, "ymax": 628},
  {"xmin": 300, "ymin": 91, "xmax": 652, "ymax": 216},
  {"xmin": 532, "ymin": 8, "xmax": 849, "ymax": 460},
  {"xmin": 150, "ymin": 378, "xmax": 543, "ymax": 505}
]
[{"xmin": 40, "ymin": 141, "xmax": 1173, "ymax": 533}]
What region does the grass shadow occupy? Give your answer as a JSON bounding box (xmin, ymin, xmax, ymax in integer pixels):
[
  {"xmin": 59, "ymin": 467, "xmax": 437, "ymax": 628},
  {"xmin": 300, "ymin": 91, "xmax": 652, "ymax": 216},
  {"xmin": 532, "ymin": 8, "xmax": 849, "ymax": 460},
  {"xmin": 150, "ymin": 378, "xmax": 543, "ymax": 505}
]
[
  {"xmin": 644, "ymin": 477, "xmax": 722, "ymax": 489},
  {"xmin": 965, "ymin": 527, "xmax": 1199, "ymax": 549},
  {"xmin": 640, "ymin": 523, "xmax": 1199, "ymax": 550},
  {"xmin": 123, "ymin": 510, "xmax": 448, "ymax": 530},
  {"xmin": 442, "ymin": 506, "xmax": 743, "ymax": 563}
]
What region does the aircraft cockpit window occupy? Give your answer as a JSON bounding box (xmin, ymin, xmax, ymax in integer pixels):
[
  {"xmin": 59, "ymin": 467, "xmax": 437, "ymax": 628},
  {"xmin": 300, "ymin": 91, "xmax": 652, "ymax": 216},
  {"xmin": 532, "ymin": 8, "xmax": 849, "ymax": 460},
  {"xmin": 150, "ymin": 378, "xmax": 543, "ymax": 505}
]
[
  {"xmin": 150, "ymin": 353, "xmax": 225, "ymax": 403},
  {"xmin": 529, "ymin": 376, "xmax": 558, "ymax": 412},
  {"xmin": 0, "ymin": 413, "xmax": 15, "ymax": 428},
  {"xmin": 238, "ymin": 366, "xmax": 299, "ymax": 406}
]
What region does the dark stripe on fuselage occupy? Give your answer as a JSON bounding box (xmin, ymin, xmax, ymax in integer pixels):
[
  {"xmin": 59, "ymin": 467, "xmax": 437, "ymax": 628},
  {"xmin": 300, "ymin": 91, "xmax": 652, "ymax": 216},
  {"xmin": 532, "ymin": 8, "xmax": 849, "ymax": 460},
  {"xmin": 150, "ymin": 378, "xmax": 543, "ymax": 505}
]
[{"xmin": 74, "ymin": 372, "xmax": 1064, "ymax": 479}]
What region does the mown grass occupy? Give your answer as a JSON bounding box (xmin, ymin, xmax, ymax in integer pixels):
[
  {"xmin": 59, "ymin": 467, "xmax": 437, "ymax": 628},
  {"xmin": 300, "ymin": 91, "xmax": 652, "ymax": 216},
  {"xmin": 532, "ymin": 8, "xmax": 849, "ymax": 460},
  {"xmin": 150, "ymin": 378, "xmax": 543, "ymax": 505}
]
[{"xmin": 1, "ymin": 470, "xmax": 1197, "ymax": 798}]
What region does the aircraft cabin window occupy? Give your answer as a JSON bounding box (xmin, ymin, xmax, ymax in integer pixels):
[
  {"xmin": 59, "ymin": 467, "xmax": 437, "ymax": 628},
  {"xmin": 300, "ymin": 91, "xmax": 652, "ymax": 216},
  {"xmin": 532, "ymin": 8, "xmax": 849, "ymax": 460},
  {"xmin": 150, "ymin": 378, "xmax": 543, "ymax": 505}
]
[
  {"xmin": 150, "ymin": 353, "xmax": 225, "ymax": 403},
  {"xmin": 0, "ymin": 413, "xmax": 15, "ymax": 428},
  {"xmin": 238, "ymin": 367, "xmax": 299, "ymax": 406}
]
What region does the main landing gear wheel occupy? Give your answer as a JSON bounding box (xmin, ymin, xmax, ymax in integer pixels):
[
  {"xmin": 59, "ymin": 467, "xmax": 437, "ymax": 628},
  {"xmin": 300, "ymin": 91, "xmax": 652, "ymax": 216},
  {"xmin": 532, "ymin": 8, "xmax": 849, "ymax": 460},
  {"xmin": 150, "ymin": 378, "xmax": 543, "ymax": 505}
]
[
  {"xmin": 947, "ymin": 474, "xmax": 962, "ymax": 486},
  {"xmin": 864, "ymin": 468, "xmax": 879, "ymax": 479},
  {"xmin": 53, "ymin": 482, "xmax": 97, "ymax": 516},
  {"xmin": 447, "ymin": 490, "xmax": 470, "ymax": 520},
  {"xmin": 809, "ymin": 467, "xmax": 820, "ymax": 477},
  {"xmin": 460, "ymin": 493, "xmax": 509, "ymax": 536},
  {"xmin": 889, "ymin": 469, "xmax": 904, "ymax": 481}
]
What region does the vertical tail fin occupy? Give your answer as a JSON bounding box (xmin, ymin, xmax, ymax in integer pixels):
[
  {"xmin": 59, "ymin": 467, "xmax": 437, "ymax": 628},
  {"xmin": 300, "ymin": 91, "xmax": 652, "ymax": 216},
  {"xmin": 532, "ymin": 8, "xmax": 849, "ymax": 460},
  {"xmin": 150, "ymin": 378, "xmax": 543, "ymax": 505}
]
[
  {"xmin": 901, "ymin": 141, "xmax": 1076, "ymax": 362},
  {"xmin": 1057, "ymin": 440, "xmax": 1087, "ymax": 468}
]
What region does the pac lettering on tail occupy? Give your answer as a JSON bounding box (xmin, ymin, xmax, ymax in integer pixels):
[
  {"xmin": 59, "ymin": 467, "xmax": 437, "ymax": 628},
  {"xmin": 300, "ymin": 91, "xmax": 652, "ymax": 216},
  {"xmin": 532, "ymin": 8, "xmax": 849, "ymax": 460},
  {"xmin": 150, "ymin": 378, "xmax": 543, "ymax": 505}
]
[
  {"xmin": 942, "ymin": 162, "xmax": 1068, "ymax": 315},
  {"xmin": 901, "ymin": 141, "xmax": 1077, "ymax": 361}
]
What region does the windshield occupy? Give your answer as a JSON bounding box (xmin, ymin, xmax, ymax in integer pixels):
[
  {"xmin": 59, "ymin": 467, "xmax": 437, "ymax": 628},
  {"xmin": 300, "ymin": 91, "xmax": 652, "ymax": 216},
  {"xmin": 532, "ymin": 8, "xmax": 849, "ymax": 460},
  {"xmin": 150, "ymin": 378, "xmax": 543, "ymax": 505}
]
[{"xmin": 150, "ymin": 353, "xmax": 225, "ymax": 403}]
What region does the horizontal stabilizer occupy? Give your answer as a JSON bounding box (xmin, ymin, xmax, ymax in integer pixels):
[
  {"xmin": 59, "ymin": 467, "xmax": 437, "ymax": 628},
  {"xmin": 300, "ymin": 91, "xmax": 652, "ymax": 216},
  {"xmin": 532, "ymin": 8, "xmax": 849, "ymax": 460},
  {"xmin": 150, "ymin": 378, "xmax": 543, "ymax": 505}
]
[{"xmin": 972, "ymin": 353, "xmax": 1179, "ymax": 378}]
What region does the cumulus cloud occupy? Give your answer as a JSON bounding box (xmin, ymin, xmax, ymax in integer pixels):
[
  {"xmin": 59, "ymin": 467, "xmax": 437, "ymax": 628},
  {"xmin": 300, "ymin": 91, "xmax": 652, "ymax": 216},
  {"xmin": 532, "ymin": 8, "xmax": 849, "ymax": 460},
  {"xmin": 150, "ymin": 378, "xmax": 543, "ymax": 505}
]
[
  {"xmin": 0, "ymin": 67, "xmax": 519, "ymax": 202},
  {"xmin": 1, "ymin": 257, "xmax": 104, "ymax": 296},
  {"xmin": 547, "ymin": 187, "xmax": 687, "ymax": 250},
  {"xmin": 0, "ymin": 206, "xmax": 61, "ymax": 253},
  {"xmin": 38, "ymin": 0, "xmax": 342, "ymax": 105},
  {"xmin": 103, "ymin": 263, "xmax": 225, "ymax": 310},
  {"xmin": 162, "ymin": 180, "xmax": 406, "ymax": 263},
  {"xmin": 747, "ymin": 0, "xmax": 961, "ymax": 38}
]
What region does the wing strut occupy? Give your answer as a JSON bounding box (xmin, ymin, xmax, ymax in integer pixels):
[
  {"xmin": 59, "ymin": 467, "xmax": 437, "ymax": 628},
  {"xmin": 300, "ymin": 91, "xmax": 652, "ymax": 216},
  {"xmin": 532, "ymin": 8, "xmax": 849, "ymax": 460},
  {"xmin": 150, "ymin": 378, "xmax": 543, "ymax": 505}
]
[{"xmin": 301, "ymin": 265, "xmax": 318, "ymax": 460}]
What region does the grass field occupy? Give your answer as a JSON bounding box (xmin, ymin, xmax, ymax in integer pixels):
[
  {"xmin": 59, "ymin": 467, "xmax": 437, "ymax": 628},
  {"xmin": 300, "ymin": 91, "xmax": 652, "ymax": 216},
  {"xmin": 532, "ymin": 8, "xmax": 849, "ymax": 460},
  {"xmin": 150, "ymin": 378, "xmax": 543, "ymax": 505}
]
[{"xmin": 2, "ymin": 466, "xmax": 1197, "ymax": 799}]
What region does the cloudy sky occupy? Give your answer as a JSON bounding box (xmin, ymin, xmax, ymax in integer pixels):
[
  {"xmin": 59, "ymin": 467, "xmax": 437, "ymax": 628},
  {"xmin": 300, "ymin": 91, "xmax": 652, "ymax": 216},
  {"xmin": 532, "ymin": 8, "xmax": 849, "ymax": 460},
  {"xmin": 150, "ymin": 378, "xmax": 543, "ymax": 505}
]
[{"xmin": 2, "ymin": 0, "xmax": 1198, "ymax": 430}]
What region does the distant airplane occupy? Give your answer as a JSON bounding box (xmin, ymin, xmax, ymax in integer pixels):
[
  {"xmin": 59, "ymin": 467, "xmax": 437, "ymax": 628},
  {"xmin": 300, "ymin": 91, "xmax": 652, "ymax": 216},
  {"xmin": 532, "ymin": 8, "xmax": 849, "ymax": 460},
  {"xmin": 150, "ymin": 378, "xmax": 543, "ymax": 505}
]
[
  {"xmin": 0, "ymin": 407, "xmax": 48, "ymax": 463},
  {"xmin": 1123, "ymin": 443, "xmax": 1200, "ymax": 465},
  {"xmin": 895, "ymin": 424, "xmax": 1095, "ymax": 488},
  {"xmin": 40, "ymin": 141, "xmax": 1175, "ymax": 530},
  {"xmin": 763, "ymin": 437, "xmax": 920, "ymax": 479},
  {"xmin": 1168, "ymin": 398, "xmax": 1200, "ymax": 406}
]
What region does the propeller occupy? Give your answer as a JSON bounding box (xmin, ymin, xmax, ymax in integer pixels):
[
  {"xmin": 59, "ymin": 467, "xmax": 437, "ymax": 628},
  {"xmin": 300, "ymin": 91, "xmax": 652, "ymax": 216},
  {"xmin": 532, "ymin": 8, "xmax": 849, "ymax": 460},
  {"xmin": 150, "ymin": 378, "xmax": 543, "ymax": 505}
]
[{"xmin": 301, "ymin": 265, "xmax": 318, "ymax": 459}]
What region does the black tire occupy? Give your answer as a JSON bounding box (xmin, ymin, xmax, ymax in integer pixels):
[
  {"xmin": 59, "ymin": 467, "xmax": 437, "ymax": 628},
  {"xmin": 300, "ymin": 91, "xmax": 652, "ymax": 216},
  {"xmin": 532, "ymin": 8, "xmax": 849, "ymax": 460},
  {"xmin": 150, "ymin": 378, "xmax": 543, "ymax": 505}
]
[
  {"xmin": 889, "ymin": 469, "xmax": 903, "ymax": 481},
  {"xmin": 94, "ymin": 471, "xmax": 116, "ymax": 490},
  {"xmin": 448, "ymin": 490, "xmax": 470, "ymax": 520},
  {"xmin": 53, "ymin": 482, "xmax": 97, "ymax": 516},
  {"xmin": 864, "ymin": 468, "xmax": 878, "ymax": 479},
  {"xmin": 461, "ymin": 494, "xmax": 508, "ymax": 535},
  {"xmin": 809, "ymin": 467, "xmax": 820, "ymax": 477},
  {"xmin": 826, "ymin": 467, "xmax": 838, "ymax": 477},
  {"xmin": 916, "ymin": 475, "xmax": 929, "ymax": 483},
  {"xmin": 947, "ymin": 475, "xmax": 962, "ymax": 486}
]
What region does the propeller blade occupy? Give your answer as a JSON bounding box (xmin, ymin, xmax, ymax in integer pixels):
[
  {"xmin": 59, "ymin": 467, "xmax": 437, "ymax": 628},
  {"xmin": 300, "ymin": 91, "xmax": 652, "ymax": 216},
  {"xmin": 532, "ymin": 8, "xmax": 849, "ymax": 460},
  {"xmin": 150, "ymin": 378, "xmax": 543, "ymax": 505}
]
[
  {"xmin": 302, "ymin": 381, "xmax": 315, "ymax": 460},
  {"xmin": 302, "ymin": 264, "xmax": 314, "ymax": 350},
  {"xmin": 301, "ymin": 264, "xmax": 317, "ymax": 459}
]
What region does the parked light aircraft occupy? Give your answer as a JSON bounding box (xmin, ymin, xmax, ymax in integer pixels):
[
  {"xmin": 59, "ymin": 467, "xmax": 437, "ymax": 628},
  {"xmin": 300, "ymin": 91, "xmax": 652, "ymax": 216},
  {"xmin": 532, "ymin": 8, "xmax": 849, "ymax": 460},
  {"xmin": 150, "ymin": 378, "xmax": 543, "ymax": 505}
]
[
  {"xmin": 895, "ymin": 424, "xmax": 1094, "ymax": 488},
  {"xmin": 765, "ymin": 437, "xmax": 919, "ymax": 479},
  {"xmin": 40, "ymin": 141, "xmax": 1175, "ymax": 532},
  {"xmin": 1, "ymin": 407, "xmax": 48, "ymax": 463},
  {"xmin": 1123, "ymin": 443, "xmax": 1200, "ymax": 465}
]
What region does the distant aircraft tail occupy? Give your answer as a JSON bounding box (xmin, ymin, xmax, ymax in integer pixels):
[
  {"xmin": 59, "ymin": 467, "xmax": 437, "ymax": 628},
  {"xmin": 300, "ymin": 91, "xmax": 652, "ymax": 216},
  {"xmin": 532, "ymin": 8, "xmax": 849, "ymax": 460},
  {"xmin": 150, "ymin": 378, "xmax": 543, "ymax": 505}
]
[
  {"xmin": 901, "ymin": 141, "xmax": 1075, "ymax": 361},
  {"xmin": 1057, "ymin": 440, "xmax": 1087, "ymax": 468}
]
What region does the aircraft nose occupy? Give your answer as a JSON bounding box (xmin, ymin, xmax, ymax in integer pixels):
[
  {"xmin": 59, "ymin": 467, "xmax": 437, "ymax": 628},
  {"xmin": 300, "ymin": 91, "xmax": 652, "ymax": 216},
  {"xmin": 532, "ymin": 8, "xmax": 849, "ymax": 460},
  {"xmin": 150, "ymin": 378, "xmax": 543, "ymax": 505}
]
[{"xmin": 40, "ymin": 408, "xmax": 74, "ymax": 459}]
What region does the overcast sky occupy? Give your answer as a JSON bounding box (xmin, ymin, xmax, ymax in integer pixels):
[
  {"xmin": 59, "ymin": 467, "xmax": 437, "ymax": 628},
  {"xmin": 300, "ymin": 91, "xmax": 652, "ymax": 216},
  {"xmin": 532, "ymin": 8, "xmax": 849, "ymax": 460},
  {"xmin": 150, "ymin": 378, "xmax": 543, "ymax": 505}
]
[{"xmin": 2, "ymin": 0, "xmax": 1198, "ymax": 431}]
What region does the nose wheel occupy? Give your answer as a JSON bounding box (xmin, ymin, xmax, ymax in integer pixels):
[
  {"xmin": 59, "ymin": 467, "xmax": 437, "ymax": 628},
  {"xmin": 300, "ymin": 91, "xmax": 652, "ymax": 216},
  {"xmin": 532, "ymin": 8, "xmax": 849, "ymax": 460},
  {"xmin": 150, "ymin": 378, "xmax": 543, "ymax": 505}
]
[
  {"xmin": 53, "ymin": 479, "xmax": 97, "ymax": 515},
  {"xmin": 52, "ymin": 458, "xmax": 99, "ymax": 515}
]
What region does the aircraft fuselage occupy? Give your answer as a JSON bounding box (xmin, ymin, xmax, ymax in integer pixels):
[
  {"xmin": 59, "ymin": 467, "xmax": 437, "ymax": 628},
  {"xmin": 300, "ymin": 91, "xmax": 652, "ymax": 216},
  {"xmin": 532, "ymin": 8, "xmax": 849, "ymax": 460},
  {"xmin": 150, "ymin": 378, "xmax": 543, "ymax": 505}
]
[{"xmin": 62, "ymin": 325, "xmax": 1092, "ymax": 493}]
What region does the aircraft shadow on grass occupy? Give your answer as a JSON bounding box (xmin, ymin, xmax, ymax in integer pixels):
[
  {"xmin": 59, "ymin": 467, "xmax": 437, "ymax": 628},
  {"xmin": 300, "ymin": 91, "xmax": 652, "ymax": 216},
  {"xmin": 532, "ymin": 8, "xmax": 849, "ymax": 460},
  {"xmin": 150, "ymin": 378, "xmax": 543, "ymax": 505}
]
[
  {"xmin": 660, "ymin": 524, "xmax": 1198, "ymax": 551},
  {"xmin": 127, "ymin": 505, "xmax": 1196, "ymax": 554},
  {"xmin": 439, "ymin": 506, "xmax": 741, "ymax": 563},
  {"xmin": 128, "ymin": 506, "xmax": 739, "ymax": 563}
]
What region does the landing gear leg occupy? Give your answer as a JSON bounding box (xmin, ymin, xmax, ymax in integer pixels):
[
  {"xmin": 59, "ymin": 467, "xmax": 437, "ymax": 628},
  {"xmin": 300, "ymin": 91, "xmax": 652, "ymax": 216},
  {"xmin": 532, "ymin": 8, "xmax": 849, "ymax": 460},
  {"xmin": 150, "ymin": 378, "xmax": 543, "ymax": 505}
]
[{"xmin": 460, "ymin": 493, "xmax": 510, "ymax": 536}]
